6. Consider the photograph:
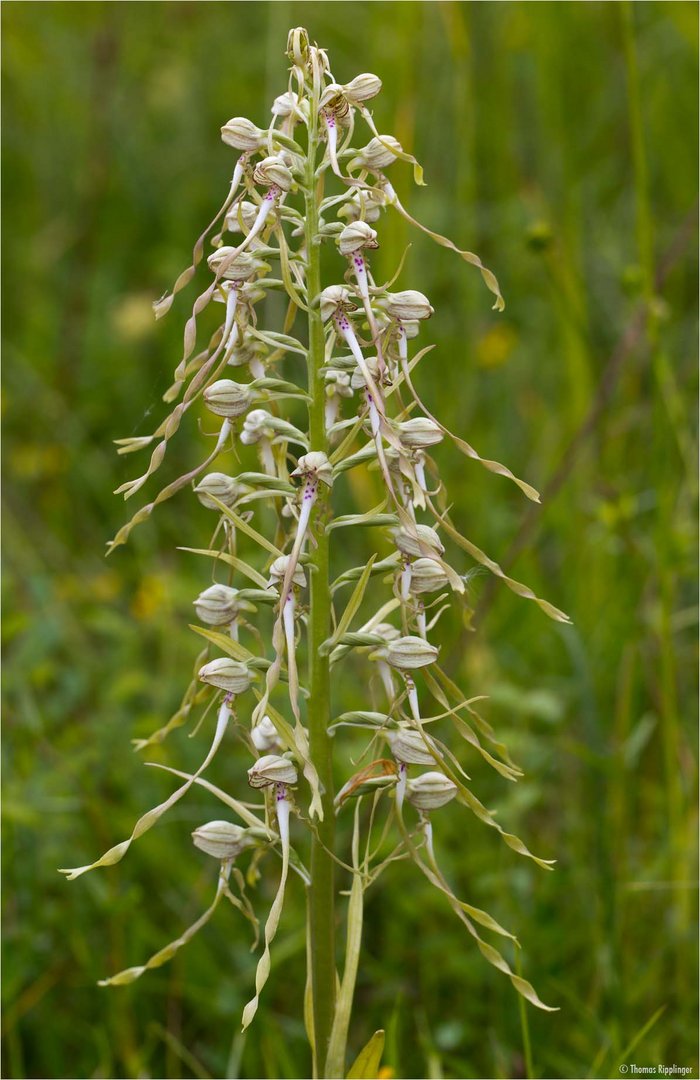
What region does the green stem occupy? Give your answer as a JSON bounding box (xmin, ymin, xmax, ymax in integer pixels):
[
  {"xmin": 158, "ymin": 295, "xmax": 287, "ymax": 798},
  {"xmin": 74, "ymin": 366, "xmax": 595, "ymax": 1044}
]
[{"xmin": 304, "ymin": 100, "xmax": 336, "ymax": 1075}]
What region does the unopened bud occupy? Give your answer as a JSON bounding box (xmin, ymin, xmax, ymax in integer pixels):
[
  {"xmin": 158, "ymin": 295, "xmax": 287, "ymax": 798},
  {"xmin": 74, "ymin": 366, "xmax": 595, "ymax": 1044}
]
[
  {"xmin": 350, "ymin": 135, "xmax": 403, "ymax": 172},
  {"xmin": 248, "ymin": 754, "xmax": 298, "ymax": 788},
  {"xmin": 193, "ymin": 584, "xmax": 247, "ymax": 626},
  {"xmin": 342, "ymin": 73, "xmax": 382, "ymax": 104},
  {"xmin": 253, "ymin": 155, "xmax": 294, "ymax": 192},
  {"xmin": 287, "ymin": 27, "xmax": 310, "ymax": 68},
  {"xmin": 406, "ymin": 771, "xmax": 458, "ymax": 810},
  {"xmin": 387, "ymin": 727, "xmax": 437, "ymax": 765},
  {"xmin": 192, "ymin": 820, "xmax": 251, "ymax": 860},
  {"xmin": 203, "ymin": 379, "xmax": 254, "ymax": 419},
  {"xmin": 221, "ymin": 117, "xmax": 265, "ymax": 151},
  {"xmin": 384, "ymin": 290, "xmax": 434, "ymax": 321},
  {"xmin": 374, "ymin": 622, "xmax": 401, "ymax": 642},
  {"xmin": 292, "ymin": 451, "xmax": 333, "ymax": 487},
  {"xmin": 397, "ymin": 417, "xmax": 443, "ymax": 449},
  {"xmin": 251, "ymin": 716, "xmax": 283, "ymax": 752},
  {"xmin": 198, "ymin": 657, "xmax": 254, "ymax": 695},
  {"xmin": 268, "ymin": 555, "xmax": 307, "ymax": 589},
  {"xmin": 409, "ymin": 558, "xmax": 449, "ymax": 595},
  {"xmin": 392, "ymin": 523, "xmax": 445, "ymax": 557},
  {"xmin": 194, "ymin": 472, "xmax": 244, "ymax": 509},
  {"xmin": 338, "ymin": 221, "xmax": 379, "ymax": 256},
  {"xmin": 385, "ymin": 635, "xmax": 439, "ymax": 670}
]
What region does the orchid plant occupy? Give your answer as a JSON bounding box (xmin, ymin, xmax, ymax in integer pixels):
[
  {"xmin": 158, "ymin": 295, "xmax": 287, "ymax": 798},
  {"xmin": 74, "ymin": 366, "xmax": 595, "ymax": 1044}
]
[{"xmin": 61, "ymin": 28, "xmax": 569, "ymax": 1079}]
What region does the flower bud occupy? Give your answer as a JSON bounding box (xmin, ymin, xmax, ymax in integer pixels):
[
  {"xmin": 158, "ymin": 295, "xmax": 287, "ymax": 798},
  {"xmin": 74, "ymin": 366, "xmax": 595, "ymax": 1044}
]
[
  {"xmin": 198, "ymin": 657, "xmax": 254, "ymax": 695},
  {"xmin": 287, "ymin": 27, "xmax": 310, "ymax": 68},
  {"xmin": 384, "ymin": 290, "xmax": 434, "ymax": 321},
  {"xmin": 397, "ymin": 417, "xmax": 443, "ymax": 449},
  {"xmin": 338, "ymin": 221, "xmax": 379, "ymax": 256},
  {"xmin": 387, "ymin": 727, "xmax": 437, "ymax": 765},
  {"xmin": 253, "ymin": 155, "xmax": 294, "ymax": 192},
  {"xmin": 221, "ymin": 117, "xmax": 265, "ymax": 151},
  {"xmin": 392, "ymin": 523, "xmax": 445, "ymax": 557},
  {"xmin": 248, "ymin": 754, "xmax": 298, "ymax": 789},
  {"xmin": 268, "ymin": 555, "xmax": 307, "ymax": 589},
  {"xmin": 193, "ymin": 584, "xmax": 245, "ymax": 626},
  {"xmin": 342, "ymin": 73, "xmax": 382, "ymax": 104},
  {"xmin": 374, "ymin": 622, "xmax": 401, "ymax": 642},
  {"xmin": 406, "ymin": 771, "xmax": 458, "ymax": 810},
  {"xmin": 207, "ymin": 248, "xmax": 259, "ymax": 282},
  {"xmin": 319, "ymin": 285, "xmax": 355, "ymax": 322},
  {"xmin": 192, "ymin": 821, "xmax": 251, "ymax": 860},
  {"xmin": 292, "ymin": 451, "xmax": 334, "ymax": 487},
  {"xmin": 203, "ymin": 379, "xmax": 254, "ymax": 419},
  {"xmin": 385, "ymin": 635, "xmax": 439, "ymax": 670},
  {"xmin": 194, "ymin": 472, "xmax": 244, "ymax": 509},
  {"xmin": 350, "ymin": 135, "xmax": 403, "ymax": 171},
  {"xmin": 409, "ymin": 558, "xmax": 449, "ymax": 595},
  {"xmin": 251, "ymin": 716, "xmax": 283, "ymax": 753}
]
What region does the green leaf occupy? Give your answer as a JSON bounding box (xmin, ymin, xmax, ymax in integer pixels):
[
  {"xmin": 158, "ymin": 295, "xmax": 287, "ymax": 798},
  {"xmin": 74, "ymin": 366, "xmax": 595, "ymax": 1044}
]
[
  {"xmin": 427, "ymin": 497, "xmax": 572, "ymax": 624},
  {"xmin": 346, "ymin": 1030, "xmax": 385, "ymax": 1079},
  {"xmin": 320, "ymin": 555, "xmax": 377, "ymax": 654},
  {"xmin": 177, "ymin": 547, "xmax": 270, "ymax": 590},
  {"xmin": 328, "ymin": 513, "xmax": 398, "ymax": 531},
  {"xmin": 325, "ymin": 805, "xmax": 365, "ymax": 1078},
  {"xmin": 189, "ymin": 625, "xmax": 256, "ymax": 664},
  {"xmin": 209, "ymin": 498, "xmax": 285, "ymax": 559}
]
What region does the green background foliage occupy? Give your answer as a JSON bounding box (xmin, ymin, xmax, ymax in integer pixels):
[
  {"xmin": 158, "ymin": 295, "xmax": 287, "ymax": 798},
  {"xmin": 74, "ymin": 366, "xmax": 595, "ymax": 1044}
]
[{"xmin": 2, "ymin": 2, "xmax": 697, "ymax": 1078}]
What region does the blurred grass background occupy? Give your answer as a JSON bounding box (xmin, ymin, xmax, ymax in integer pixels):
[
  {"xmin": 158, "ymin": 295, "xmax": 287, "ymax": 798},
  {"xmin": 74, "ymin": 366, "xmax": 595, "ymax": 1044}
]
[{"xmin": 2, "ymin": 2, "xmax": 698, "ymax": 1078}]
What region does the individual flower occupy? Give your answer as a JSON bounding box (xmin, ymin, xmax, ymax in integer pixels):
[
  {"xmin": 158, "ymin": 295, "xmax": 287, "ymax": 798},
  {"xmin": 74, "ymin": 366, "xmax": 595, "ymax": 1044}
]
[
  {"xmin": 382, "ymin": 635, "xmax": 439, "ymax": 670},
  {"xmin": 291, "ymin": 451, "xmax": 334, "ymax": 487},
  {"xmin": 392, "ymin": 523, "xmax": 445, "ymax": 557},
  {"xmin": 193, "ymin": 584, "xmax": 253, "ymax": 627},
  {"xmin": 406, "ymin": 771, "xmax": 458, "ymax": 811},
  {"xmin": 198, "ymin": 658, "xmax": 255, "ymax": 695},
  {"xmin": 337, "ymin": 221, "xmax": 379, "ymax": 256},
  {"xmin": 267, "ymin": 555, "xmax": 307, "ymax": 590},
  {"xmin": 203, "ymin": 379, "xmax": 255, "ymax": 419},
  {"xmin": 341, "ymin": 73, "xmax": 382, "ymax": 104},
  {"xmin": 319, "ymin": 284, "xmax": 355, "ymax": 322},
  {"xmin": 192, "ymin": 821, "xmax": 253, "ymax": 860},
  {"xmin": 382, "ymin": 290, "xmax": 434, "ymax": 321},
  {"xmin": 221, "ymin": 116, "xmax": 266, "ymax": 151},
  {"xmin": 207, "ymin": 248, "xmax": 261, "ymax": 282},
  {"xmin": 387, "ymin": 726, "xmax": 437, "ymax": 765},
  {"xmin": 194, "ymin": 472, "xmax": 244, "ymax": 509},
  {"xmin": 251, "ymin": 716, "xmax": 284, "ymax": 753},
  {"xmin": 408, "ymin": 558, "xmax": 450, "ymax": 595},
  {"xmin": 397, "ymin": 417, "xmax": 443, "ymax": 449},
  {"xmin": 247, "ymin": 755, "xmax": 298, "ymax": 789},
  {"xmin": 253, "ymin": 155, "xmax": 295, "ymax": 192},
  {"xmin": 349, "ymin": 135, "xmax": 403, "ymax": 172}
]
